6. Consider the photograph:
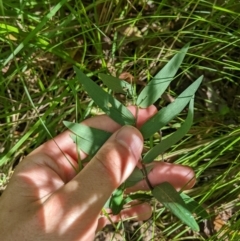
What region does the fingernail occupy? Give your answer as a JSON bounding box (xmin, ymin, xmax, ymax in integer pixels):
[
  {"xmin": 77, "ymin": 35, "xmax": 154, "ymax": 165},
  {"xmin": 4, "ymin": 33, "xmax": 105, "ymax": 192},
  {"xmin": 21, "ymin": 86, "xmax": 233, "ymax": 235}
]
[{"xmin": 115, "ymin": 125, "xmax": 143, "ymax": 161}]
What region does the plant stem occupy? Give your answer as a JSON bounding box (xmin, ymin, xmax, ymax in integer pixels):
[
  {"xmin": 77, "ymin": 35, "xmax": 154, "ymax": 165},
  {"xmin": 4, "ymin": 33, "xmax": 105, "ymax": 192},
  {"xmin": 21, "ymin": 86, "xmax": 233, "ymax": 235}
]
[{"xmin": 139, "ymin": 157, "xmax": 153, "ymax": 190}]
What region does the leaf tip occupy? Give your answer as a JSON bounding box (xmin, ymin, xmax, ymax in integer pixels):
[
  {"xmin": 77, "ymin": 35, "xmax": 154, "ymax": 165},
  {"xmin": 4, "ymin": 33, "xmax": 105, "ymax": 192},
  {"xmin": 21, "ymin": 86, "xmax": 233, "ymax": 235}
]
[
  {"xmin": 181, "ymin": 42, "xmax": 190, "ymax": 53},
  {"xmin": 73, "ymin": 65, "xmax": 78, "ymax": 72},
  {"xmin": 63, "ymin": 120, "xmax": 70, "ymax": 126}
]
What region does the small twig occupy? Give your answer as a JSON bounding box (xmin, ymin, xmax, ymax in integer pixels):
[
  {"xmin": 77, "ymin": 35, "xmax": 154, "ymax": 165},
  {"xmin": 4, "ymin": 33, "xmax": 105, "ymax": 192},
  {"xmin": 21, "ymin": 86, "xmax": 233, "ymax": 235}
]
[
  {"xmin": 135, "ymin": 106, "xmax": 153, "ymax": 190},
  {"xmin": 134, "ymin": 105, "xmax": 139, "ymax": 127},
  {"xmin": 159, "ymin": 130, "xmax": 164, "ymax": 161},
  {"xmin": 139, "ymin": 156, "xmax": 153, "ymax": 190}
]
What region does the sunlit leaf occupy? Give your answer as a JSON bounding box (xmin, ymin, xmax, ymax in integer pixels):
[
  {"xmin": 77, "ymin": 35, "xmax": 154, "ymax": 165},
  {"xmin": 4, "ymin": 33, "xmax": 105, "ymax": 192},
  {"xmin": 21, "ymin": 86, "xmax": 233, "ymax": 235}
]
[
  {"xmin": 180, "ymin": 192, "xmax": 209, "ymax": 219},
  {"xmin": 98, "ymin": 73, "xmax": 134, "ymax": 96},
  {"xmin": 74, "ymin": 67, "xmax": 135, "ymax": 126},
  {"xmin": 140, "ymin": 75, "xmax": 203, "ymax": 139},
  {"xmin": 63, "ymin": 121, "xmax": 111, "ymax": 156},
  {"xmin": 110, "ymin": 187, "xmax": 124, "ymax": 215},
  {"xmin": 152, "ymin": 182, "xmax": 199, "ymax": 231},
  {"xmin": 143, "ymin": 98, "xmax": 194, "ymax": 163},
  {"xmin": 104, "ymin": 197, "xmax": 111, "ymax": 209},
  {"xmin": 136, "ymin": 43, "xmax": 190, "ymax": 108}
]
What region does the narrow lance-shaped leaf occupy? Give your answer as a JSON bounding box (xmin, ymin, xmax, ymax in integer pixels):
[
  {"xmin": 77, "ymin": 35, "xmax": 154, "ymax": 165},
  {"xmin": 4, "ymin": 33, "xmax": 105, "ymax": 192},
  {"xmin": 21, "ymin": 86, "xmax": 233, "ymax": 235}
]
[
  {"xmin": 137, "ymin": 43, "xmax": 190, "ymax": 108},
  {"xmin": 98, "ymin": 73, "xmax": 134, "ymax": 96},
  {"xmin": 152, "ymin": 182, "xmax": 200, "ymax": 231},
  {"xmin": 140, "ymin": 75, "xmax": 203, "ymax": 139},
  {"xmin": 180, "ymin": 192, "xmax": 209, "ymax": 219},
  {"xmin": 63, "ymin": 121, "xmax": 111, "ymax": 156},
  {"xmin": 74, "ymin": 67, "xmax": 135, "ymax": 126},
  {"xmin": 143, "ymin": 97, "xmax": 194, "ymax": 163}
]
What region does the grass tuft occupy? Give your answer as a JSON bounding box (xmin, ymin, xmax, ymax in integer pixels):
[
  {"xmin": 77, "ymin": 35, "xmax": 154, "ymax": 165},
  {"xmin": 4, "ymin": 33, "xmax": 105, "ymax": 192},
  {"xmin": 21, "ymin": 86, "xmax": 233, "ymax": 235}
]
[{"xmin": 1, "ymin": 0, "xmax": 240, "ymax": 239}]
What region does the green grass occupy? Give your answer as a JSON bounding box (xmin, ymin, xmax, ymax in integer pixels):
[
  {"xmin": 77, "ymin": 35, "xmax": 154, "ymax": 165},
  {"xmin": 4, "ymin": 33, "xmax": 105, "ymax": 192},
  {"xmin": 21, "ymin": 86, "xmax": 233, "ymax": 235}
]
[{"xmin": 1, "ymin": 0, "xmax": 240, "ymax": 240}]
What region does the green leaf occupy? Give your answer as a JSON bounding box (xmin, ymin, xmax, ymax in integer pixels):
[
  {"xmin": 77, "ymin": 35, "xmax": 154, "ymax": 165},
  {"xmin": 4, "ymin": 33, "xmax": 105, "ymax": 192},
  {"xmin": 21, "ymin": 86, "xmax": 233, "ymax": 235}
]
[
  {"xmin": 110, "ymin": 188, "xmax": 124, "ymax": 215},
  {"xmin": 74, "ymin": 67, "xmax": 135, "ymax": 126},
  {"xmin": 63, "ymin": 121, "xmax": 111, "ymax": 156},
  {"xmin": 143, "ymin": 98, "xmax": 194, "ymax": 163},
  {"xmin": 180, "ymin": 192, "xmax": 209, "ymax": 219},
  {"xmin": 124, "ymin": 168, "xmax": 143, "ymax": 188},
  {"xmin": 98, "ymin": 73, "xmax": 134, "ymax": 96},
  {"xmin": 152, "ymin": 182, "xmax": 199, "ymax": 231},
  {"xmin": 124, "ymin": 193, "xmax": 153, "ymax": 205},
  {"xmin": 136, "ymin": 43, "xmax": 190, "ymax": 108},
  {"xmin": 140, "ymin": 75, "xmax": 203, "ymax": 139},
  {"xmin": 104, "ymin": 197, "xmax": 111, "ymax": 209},
  {"xmin": 125, "ymin": 166, "xmax": 153, "ymax": 188}
]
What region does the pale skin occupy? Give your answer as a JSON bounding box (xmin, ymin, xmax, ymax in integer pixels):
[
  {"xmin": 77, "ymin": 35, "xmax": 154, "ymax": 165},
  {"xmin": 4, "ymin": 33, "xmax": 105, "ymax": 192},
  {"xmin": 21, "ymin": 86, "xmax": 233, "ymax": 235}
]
[{"xmin": 0, "ymin": 105, "xmax": 196, "ymax": 241}]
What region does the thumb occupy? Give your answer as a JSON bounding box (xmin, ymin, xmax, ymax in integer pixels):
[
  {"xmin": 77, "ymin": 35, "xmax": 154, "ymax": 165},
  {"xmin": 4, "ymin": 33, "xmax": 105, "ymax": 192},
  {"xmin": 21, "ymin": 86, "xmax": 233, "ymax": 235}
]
[
  {"xmin": 51, "ymin": 125, "xmax": 143, "ymax": 227},
  {"xmin": 76, "ymin": 125, "xmax": 143, "ymax": 204},
  {"xmin": 89, "ymin": 125, "xmax": 144, "ymax": 188}
]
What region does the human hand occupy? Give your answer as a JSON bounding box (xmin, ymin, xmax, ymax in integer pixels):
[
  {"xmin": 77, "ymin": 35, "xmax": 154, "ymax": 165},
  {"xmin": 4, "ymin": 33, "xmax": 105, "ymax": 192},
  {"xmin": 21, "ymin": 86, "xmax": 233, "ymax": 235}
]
[{"xmin": 0, "ymin": 105, "xmax": 195, "ymax": 241}]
